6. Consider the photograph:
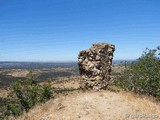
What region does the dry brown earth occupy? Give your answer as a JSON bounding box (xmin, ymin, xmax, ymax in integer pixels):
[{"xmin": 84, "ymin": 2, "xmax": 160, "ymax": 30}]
[
  {"xmin": 12, "ymin": 90, "xmax": 160, "ymax": 120},
  {"xmin": 8, "ymin": 76, "xmax": 160, "ymax": 120}
]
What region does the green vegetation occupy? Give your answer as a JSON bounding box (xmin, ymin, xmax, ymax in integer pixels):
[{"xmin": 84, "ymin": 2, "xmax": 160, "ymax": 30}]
[
  {"xmin": 113, "ymin": 47, "xmax": 160, "ymax": 100},
  {"xmin": 0, "ymin": 71, "xmax": 53, "ymax": 119}
]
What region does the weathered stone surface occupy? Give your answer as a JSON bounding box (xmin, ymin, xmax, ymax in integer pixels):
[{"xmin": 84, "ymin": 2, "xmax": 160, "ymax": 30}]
[{"xmin": 78, "ymin": 42, "xmax": 115, "ymax": 90}]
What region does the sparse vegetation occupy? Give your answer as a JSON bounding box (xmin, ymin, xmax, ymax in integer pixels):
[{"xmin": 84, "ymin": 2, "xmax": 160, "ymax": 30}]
[
  {"xmin": 113, "ymin": 47, "xmax": 160, "ymax": 100},
  {"xmin": 0, "ymin": 71, "xmax": 53, "ymax": 119},
  {"xmin": 0, "ymin": 67, "xmax": 79, "ymax": 87}
]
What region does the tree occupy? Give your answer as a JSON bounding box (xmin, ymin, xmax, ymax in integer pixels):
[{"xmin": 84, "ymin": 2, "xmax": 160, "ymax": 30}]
[
  {"xmin": 3, "ymin": 71, "xmax": 53, "ymax": 117},
  {"xmin": 114, "ymin": 46, "xmax": 160, "ymax": 100}
]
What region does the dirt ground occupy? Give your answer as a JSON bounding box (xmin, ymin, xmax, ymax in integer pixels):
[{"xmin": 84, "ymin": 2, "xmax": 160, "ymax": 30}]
[
  {"xmin": 9, "ymin": 76, "xmax": 160, "ymax": 120},
  {"xmin": 13, "ymin": 90, "xmax": 160, "ymax": 120}
]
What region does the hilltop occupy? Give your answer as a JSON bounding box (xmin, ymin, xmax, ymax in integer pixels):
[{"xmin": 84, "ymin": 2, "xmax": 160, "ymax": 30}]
[
  {"xmin": 0, "ymin": 62, "xmax": 159, "ymax": 120},
  {"xmin": 8, "ymin": 76, "xmax": 160, "ymax": 120}
]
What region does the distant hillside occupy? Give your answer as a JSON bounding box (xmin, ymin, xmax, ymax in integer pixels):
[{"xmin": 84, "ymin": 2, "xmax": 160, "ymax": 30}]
[
  {"xmin": 0, "ymin": 60, "xmax": 135, "ymax": 69},
  {"xmin": 0, "ymin": 62, "xmax": 78, "ymax": 69}
]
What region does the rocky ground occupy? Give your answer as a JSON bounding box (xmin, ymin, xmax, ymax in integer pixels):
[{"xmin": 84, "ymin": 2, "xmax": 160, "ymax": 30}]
[
  {"xmin": 7, "ymin": 76, "xmax": 160, "ymax": 120},
  {"xmin": 1, "ymin": 66, "xmax": 160, "ymax": 120}
]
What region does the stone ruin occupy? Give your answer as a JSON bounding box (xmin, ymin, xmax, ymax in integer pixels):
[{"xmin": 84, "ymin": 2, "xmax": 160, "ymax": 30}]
[{"xmin": 78, "ymin": 42, "xmax": 115, "ymax": 90}]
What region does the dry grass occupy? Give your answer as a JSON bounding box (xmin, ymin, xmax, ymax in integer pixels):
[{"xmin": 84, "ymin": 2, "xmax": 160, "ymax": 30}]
[
  {"xmin": 1, "ymin": 66, "xmax": 159, "ymax": 120},
  {"xmin": 8, "ymin": 90, "xmax": 159, "ymax": 120},
  {"xmin": 6, "ymin": 76, "xmax": 160, "ymax": 120},
  {"xmin": 6, "ymin": 70, "xmax": 29, "ymax": 77}
]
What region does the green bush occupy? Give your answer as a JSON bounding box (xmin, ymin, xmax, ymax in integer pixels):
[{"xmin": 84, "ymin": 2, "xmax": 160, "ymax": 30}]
[
  {"xmin": 3, "ymin": 71, "xmax": 53, "ymax": 117},
  {"xmin": 113, "ymin": 47, "xmax": 160, "ymax": 100}
]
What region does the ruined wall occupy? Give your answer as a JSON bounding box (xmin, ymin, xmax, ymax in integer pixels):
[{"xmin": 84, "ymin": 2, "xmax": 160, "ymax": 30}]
[{"xmin": 78, "ymin": 43, "xmax": 115, "ymax": 90}]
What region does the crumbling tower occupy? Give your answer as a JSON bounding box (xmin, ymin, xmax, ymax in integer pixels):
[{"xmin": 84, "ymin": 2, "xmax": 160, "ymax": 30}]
[{"xmin": 78, "ymin": 42, "xmax": 115, "ymax": 90}]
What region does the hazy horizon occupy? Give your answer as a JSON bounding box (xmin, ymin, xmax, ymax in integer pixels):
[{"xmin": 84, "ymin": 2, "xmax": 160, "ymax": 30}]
[
  {"xmin": 0, "ymin": 59, "xmax": 135, "ymax": 63},
  {"xmin": 0, "ymin": 0, "xmax": 160, "ymax": 62}
]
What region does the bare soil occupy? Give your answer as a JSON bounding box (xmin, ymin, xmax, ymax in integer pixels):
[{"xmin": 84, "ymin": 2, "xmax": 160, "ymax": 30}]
[
  {"xmin": 9, "ymin": 76, "xmax": 160, "ymax": 120},
  {"xmin": 12, "ymin": 90, "xmax": 160, "ymax": 120}
]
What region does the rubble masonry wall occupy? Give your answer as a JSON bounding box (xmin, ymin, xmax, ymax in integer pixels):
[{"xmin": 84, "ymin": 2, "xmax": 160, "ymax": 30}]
[{"xmin": 78, "ymin": 43, "xmax": 115, "ymax": 90}]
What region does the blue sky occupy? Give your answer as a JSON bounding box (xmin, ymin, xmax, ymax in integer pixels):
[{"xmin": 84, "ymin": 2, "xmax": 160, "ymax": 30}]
[{"xmin": 0, "ymin": 0, "xmax": 160, "ymax": 62}]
